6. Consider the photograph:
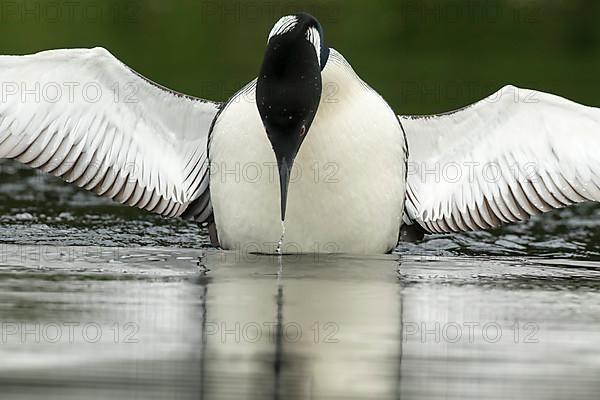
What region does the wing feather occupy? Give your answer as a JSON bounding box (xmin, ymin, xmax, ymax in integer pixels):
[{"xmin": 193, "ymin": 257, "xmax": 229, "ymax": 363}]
[
  {"xmin": 402, "ymin": 85, "xmax": 600, "ymax": 234},
  {"xmin": 0, "ymin": 47, "xmax": 220, "ymax": 220}
]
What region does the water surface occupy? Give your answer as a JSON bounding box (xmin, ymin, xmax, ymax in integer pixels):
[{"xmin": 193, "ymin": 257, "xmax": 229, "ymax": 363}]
[{"xmin": 1, "ymin": 161, "xmax": 599, "ymax": 399}]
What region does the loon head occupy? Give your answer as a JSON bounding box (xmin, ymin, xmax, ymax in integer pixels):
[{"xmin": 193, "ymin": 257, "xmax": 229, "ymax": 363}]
[{"xmin": 256, "ymin": 13, "xmax": 330, "ymax": 222}]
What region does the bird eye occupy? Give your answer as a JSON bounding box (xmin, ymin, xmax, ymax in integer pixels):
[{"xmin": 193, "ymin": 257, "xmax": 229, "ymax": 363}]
[{"xmin": 300, "ymin": 125, "xmax": 307, "ymax": 137}]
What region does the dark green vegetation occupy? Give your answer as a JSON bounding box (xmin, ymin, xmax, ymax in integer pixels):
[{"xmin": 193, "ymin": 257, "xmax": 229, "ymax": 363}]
[{"xmin": 1, "ymin": 0, "xmax": 598, "ymax": 114}]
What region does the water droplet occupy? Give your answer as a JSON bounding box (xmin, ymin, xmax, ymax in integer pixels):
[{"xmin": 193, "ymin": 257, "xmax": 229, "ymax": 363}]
[{"xmin": 276, "ymin": 221, "xmax": 286, "ymax": 255}]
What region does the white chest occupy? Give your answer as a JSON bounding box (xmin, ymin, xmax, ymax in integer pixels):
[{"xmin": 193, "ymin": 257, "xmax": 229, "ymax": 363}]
[{"xmin": 209, "ymin": 51, "xmax": 407, "ymax": 254}]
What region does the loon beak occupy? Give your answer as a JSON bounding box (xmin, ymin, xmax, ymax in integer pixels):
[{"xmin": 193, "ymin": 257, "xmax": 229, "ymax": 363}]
[{"xmin": 276, "ymin": 155, "xmax": 293, "ymax": 222}]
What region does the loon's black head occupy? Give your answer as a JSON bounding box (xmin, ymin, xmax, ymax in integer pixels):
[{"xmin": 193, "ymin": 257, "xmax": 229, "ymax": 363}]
[{"xmin": 256, "ymin": 13, "xmax": 330, "ymax": 222}]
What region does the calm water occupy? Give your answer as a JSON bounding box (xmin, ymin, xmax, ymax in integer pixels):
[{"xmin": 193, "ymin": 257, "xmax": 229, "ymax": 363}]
[{"xmin": 1, "ymin": 160, "xmax": 600, "ymax": 400}]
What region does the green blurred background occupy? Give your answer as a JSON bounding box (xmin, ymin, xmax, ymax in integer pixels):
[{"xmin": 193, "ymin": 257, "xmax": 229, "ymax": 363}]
[{"xmin": 0, "ymin": 0, "xmax": 599, "ymax": 114}]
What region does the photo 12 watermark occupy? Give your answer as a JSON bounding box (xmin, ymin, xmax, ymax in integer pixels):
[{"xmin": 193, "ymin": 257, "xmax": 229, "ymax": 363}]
[
  {"xmin": 399, "ymin": 1, "xmax": 540, "ymax": 24},
  {"xmin": 209, "ymin": 161, "xmax": 339, "ymax": 185},
  {"xmin": 407, "ymin": 160, "xmax": 545, "ymax": 186},
  {"xmin": 203, "ymin": 321, "xmax": 339, "ymax": 344},
  {"xmin": 402, "ymin": 321, "xmax": 540, "ymax": 344},
  {"xmin": 0, "ymin": 1, "xmax": 140, "ymax": 24},
  {"xmin": 400, "ymin": 82, "xmax": 540, "ymax": 105},
  {"xmin": 1, "ymin": 80, "xmax": 140, "ymax": 105},
  {"xmin": 1, "ymin": 321, "xmax": 140, "ymax": 344},
  {"xmin": 0, "ymin": 244, "xmax": 141, "ymax": 264}
]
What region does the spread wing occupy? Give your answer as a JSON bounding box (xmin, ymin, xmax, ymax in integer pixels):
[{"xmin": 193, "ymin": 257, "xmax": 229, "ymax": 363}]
[
  {"xmin": 401, "ymin": 85, "xmax": 600, "ymax": 235},
  {"xmin": 0, "ymin": 47, "xmax": 220, "ymax": 221}
]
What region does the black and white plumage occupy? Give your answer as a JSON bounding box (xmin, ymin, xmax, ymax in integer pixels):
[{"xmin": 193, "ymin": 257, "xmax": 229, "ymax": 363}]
[
  {"xmin": 1, "ymin": 13, "xmax": 600, "ymax": 254},
  {"xmin": 401, "ymin": 86, "xmax": 600, "ymax": 236},
  {"xmin": 0, "ymin": 47, "xmax": 220, "ymax": 220}
]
